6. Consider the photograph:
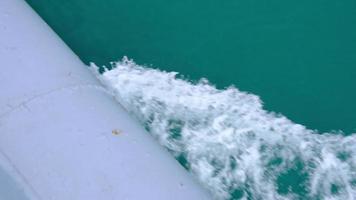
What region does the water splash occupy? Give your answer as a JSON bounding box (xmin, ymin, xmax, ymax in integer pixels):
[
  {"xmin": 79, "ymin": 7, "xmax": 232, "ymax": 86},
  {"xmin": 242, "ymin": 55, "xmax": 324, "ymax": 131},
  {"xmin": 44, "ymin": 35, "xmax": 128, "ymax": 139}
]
[{"xmin": 91, "ymin": 57, "xmax": 356, "ymax": 200}]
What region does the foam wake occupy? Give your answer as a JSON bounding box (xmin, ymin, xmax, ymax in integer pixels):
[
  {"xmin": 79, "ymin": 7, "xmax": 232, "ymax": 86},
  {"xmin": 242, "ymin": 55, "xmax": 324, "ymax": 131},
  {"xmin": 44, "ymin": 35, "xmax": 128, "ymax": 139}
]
[{"xmin": 91, "ymin": 57, "xmax": 356, "ymax": 200}]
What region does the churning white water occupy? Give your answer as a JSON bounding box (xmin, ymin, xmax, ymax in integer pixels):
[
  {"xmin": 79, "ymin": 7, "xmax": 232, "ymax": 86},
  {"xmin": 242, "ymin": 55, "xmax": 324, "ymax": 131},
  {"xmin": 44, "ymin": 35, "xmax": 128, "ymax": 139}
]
[{"xmin": 91, "ymin": 57, "xmax": 356, "ymax": 200}]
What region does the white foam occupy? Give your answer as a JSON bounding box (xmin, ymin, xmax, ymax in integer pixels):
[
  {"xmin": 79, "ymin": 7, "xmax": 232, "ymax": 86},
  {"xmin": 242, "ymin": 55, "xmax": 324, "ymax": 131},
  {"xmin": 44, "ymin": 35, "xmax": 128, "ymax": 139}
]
[{"xmin": 91, "ymin": 57, "xmax": 356, "ymax": 200}]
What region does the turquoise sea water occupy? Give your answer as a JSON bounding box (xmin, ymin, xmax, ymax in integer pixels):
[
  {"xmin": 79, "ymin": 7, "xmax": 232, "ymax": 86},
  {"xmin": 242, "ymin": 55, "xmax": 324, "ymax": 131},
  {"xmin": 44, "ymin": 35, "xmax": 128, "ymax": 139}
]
[
  {"xmin": 26, "ymin": 0, "xmax": 356, "ymax": 134},
  {"xmin": 26, "ymin": 1, "xmax": 356, "ymax": 199}
]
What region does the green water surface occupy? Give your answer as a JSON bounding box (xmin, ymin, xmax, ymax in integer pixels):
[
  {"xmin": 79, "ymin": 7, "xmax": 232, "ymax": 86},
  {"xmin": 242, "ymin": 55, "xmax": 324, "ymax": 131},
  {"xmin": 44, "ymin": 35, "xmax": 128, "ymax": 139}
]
[{"xmin": 25, "ymin": 0, "xmax": 356, "ymax": 134}]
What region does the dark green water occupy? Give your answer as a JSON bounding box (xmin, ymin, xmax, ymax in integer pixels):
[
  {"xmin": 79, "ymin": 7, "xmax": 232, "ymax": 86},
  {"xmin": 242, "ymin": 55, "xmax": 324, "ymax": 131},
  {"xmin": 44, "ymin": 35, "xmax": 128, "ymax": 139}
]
[
  {"xmin": 24, "ymin": 1, "xmax": 356, "ymax": 199},
  {"xmin": 26, "ymin": 0, "xmax": 356, "ymax": 134}
]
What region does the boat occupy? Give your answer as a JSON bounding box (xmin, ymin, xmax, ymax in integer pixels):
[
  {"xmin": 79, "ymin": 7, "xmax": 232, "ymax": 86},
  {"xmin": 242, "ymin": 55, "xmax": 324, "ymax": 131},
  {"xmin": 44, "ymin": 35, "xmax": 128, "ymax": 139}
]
[{"xmin": 0, "ymin": 0, "xmax": 210, "ymax": 199}]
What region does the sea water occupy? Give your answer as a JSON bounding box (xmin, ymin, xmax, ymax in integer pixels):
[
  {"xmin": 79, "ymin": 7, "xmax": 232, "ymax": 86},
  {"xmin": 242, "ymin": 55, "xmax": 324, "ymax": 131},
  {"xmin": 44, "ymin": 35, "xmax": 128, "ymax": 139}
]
[{"xmin": 26, "ymin": 0, "xmax": 356, "ymax": 134}]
